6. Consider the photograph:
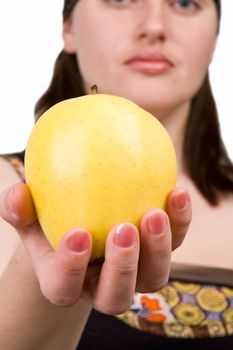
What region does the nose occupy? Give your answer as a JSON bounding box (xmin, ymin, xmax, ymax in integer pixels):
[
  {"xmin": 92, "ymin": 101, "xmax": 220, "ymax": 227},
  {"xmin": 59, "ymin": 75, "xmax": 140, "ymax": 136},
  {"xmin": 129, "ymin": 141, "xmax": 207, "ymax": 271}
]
[{"xmin": 135, "ymin": 1, "xmax": 167, "ymax": 43}]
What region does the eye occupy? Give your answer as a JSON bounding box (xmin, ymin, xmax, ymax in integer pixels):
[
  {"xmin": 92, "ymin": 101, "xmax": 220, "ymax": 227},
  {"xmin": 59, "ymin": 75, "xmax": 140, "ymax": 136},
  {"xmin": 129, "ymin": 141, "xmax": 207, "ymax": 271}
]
[
  {"xmin": 105, "ymin": 0, "xmax": 130, "ymax": 3},
  {"xmin": 104, "ymin": 0, "xmax": 137, "ymax": 6},
  {"xmin": 172, "ymin": 0, "xmax": 200, "ymax": 11}
]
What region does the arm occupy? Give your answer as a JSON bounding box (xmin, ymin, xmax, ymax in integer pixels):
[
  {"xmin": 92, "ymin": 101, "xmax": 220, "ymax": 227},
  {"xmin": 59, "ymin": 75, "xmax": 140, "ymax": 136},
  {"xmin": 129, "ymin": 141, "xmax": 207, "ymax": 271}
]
[{"xmin": 0, "ymin": 244, "xmax": 91, "ymax": 350}]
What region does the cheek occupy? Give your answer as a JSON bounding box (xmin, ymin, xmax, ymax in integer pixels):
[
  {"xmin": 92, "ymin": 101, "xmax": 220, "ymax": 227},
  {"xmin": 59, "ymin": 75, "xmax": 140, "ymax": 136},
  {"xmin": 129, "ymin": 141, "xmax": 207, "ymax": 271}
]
[
  {"xmin": 75, "ymin": 28, "xmax": 124, "ymax": 91},
  {"xmin": 195, "ymin": 21, "xmax": 216, "ymax": 63},
  {"xmin": 76, "ymin": 37, "xmax": 114, "ymax": 90},
  {"xmin": 180, "ymin": 28, "xmax": 216, "ymax": 86}
]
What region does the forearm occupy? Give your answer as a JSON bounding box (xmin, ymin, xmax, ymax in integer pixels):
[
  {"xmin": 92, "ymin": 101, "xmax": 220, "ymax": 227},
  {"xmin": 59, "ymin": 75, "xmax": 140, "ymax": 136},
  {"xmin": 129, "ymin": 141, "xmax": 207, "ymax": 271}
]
[{"xmin": 0, "ymin": 243, "xmax": 91, "ymax": 350}]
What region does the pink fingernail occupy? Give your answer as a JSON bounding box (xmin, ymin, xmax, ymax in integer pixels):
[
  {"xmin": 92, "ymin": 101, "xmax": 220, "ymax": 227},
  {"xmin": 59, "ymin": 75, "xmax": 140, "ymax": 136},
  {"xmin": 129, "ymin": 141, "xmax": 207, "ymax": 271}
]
[
  {"xmin": 113, "ymin": 224, "xmax": 136, "ymax": 248},
  {"xmin": 67, "ymin": 232, "xmax": 90, "ymax": 253},
  {"xmin": 173, "ymin": 192, "xmax": 188, "ymax": 210},
  {"xmin": 147, "ymin": 213, "xmax": 167, "ymax": 235}
]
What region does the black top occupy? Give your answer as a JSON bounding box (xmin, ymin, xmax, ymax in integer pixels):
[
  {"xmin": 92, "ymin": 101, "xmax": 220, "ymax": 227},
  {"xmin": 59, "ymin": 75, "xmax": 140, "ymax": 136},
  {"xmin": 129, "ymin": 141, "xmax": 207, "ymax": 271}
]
[{"xmin": 77, "ymin": 310, "xmax": 233, "ymax": 350}]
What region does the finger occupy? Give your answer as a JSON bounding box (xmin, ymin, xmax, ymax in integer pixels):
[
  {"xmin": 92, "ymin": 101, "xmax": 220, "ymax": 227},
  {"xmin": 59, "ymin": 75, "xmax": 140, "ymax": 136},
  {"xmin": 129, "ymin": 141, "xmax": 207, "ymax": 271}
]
[
  {"xmin": 21, "ymin": 223, "xmax": 92, "ymax": 308},
  {"xmin": 92, "ymin": 223, "xmax": 139, "ymax": 315},
  {"xmin": 0, "ymin": 183, "xmax": 93, "ymax": 307},
  {"xmin": 137, "ymin": 209, "xmax": 171, "ymax": 293},
  {"xmin": 167, "ymin": 188, "xmax": 192, "ymax": 250},
  {"xmin": 0, "ymin": 182, "xmax": 53, "ymax": 272},
  {"xmin": 0, "ymin": 183, "xmax": 37, "ymax": 228},
  {"xmin": 37, "ymin": 229, "xmax": 92, "ymax": 307}
]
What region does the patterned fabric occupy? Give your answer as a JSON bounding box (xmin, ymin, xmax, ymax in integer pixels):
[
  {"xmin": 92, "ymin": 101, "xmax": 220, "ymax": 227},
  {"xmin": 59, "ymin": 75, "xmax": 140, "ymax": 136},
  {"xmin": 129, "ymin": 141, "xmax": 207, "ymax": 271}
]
[{"xmin": 117, "ymin": 280, "xmax": 233, "ymax": 338}]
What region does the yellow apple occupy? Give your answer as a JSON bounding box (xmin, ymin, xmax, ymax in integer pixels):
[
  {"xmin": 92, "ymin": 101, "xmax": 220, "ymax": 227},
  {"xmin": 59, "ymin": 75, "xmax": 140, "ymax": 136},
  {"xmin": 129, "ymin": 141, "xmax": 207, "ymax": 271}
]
[{"xmin": 25, "ymin": 94, "xmax": 177, "ymax": 261}]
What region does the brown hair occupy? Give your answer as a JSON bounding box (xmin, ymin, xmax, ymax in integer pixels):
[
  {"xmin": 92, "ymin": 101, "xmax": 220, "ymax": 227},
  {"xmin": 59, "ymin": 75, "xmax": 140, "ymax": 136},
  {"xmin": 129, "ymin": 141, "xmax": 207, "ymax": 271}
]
[
  {"xmin": 20, "ymin": 0, "xmax": 233, "ymax": 205},
  {"xmin": 184, "ymin": 74, "xmax": 233, "ymax": 204}
]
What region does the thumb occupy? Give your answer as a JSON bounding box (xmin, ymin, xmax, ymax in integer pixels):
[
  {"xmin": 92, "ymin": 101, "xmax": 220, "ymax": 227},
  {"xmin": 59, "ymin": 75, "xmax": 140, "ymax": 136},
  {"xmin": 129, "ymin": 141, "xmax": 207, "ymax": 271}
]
[{"xmin": 0, "ymin": 183, "xmax": 37, "ymax": 228}]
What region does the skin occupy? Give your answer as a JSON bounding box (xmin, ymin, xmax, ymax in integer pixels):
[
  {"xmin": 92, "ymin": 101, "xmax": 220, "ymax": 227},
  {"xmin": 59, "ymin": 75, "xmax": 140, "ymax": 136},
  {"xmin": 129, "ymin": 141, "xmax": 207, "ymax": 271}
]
[
  {"xmin": 1, "ymin": 0, "xmax": 230, "ymax": 349},
  {"xmin": 64, "ymin": 0, "xmax": 217, "ymax": 118}
]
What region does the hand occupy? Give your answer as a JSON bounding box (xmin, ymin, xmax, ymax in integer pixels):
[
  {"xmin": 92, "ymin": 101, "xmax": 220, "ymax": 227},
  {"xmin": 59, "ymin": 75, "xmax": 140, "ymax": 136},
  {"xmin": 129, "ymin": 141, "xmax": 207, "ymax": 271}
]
[{"xmin": 0, "ymin": 183, "xmax": 191, "ymax": 315}]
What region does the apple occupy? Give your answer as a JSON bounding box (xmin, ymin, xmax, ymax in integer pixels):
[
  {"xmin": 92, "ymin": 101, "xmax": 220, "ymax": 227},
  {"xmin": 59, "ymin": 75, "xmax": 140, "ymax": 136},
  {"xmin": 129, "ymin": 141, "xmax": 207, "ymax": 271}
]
[{"xmin": 25, "ymin": 94, "xmax": 177, "ymax": 261}]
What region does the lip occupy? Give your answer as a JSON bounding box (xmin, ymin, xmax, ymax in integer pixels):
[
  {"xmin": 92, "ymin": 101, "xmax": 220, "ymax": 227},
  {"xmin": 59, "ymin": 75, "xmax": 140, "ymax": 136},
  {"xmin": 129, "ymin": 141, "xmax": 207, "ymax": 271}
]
[{"xmin": 125, "ymin": 51, "xmax": 173, "ymax": 75}]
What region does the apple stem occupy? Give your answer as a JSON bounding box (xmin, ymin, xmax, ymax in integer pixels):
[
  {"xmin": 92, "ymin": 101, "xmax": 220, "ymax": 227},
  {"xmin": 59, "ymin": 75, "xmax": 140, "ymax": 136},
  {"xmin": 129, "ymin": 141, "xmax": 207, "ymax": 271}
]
[{"xmin": 91, "ymin": 85, "xmax": 98, "ymax": 94}]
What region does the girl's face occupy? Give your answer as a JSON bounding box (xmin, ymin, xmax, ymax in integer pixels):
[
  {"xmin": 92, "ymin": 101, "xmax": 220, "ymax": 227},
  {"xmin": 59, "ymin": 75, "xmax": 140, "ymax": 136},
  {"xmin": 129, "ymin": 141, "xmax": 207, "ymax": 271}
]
[{"xmin": 63, "ymin": 0, "xmax": 218, "ymax": 116}]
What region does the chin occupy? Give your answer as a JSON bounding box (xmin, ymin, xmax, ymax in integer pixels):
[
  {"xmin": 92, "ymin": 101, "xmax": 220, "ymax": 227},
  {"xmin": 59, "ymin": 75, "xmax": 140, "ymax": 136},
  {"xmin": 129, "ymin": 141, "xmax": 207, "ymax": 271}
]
[
  {"xmin": 98, "ymin": 82, "xmax": 176, "ymax": 118},
  {"xmin": 120, "ymin": 93, "xmax": 168, "ymax": 118}
]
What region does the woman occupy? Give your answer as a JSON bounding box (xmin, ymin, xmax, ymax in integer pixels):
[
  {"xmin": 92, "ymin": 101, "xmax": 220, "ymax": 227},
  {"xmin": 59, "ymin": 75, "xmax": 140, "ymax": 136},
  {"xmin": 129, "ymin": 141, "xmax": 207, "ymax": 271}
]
[{"xmin": 0, "ymin": 0, "xmax": 232, "ymax": 349}]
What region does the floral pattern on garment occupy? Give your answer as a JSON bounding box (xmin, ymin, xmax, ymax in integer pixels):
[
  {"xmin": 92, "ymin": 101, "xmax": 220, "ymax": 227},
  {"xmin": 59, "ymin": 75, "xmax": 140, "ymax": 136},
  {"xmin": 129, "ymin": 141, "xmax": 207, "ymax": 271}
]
[{"xmin": 117, "ymin": 281, "xmax": 233, "ymax": 338}]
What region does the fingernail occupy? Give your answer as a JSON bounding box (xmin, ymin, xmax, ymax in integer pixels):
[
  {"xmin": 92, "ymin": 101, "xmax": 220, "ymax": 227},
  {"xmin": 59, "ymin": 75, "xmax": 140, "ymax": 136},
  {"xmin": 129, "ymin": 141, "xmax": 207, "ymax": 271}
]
[
  {"xmin": 146, "ymin": 213, "xmax": 167, "ymax": 235},
  {"xmin": 67, "ymin": 232, "xmax": 90, "ymax": 253},
  {"xmin": 173, "ymin": 192, "xmax": 188, "ymax": 210},
  {"xmin": 113, "ymin": 223, "xmax": 136, "ymax": 248}
]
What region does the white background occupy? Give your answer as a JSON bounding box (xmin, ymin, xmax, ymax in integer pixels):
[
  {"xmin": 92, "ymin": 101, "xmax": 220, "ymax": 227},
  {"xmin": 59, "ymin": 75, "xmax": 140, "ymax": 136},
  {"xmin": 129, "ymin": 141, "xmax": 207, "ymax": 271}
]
[{"xmin": 0, "ymin": 1, "xmax": 232, "ymax": 159}]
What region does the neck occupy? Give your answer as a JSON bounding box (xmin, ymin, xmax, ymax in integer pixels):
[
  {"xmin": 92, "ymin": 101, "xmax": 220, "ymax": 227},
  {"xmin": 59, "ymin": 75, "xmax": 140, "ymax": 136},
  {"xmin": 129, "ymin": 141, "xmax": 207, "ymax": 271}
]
[{"xmin": 153, "ymin": 102, "xmax": 190, "ymax": 176}]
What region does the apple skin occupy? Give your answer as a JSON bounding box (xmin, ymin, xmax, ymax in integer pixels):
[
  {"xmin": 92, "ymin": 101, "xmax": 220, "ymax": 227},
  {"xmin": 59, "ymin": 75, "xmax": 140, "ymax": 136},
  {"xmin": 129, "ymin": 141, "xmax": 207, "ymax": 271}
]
[{"xmin": 25, "ymin": 94, "xmax": 177, "ymax": 261}]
